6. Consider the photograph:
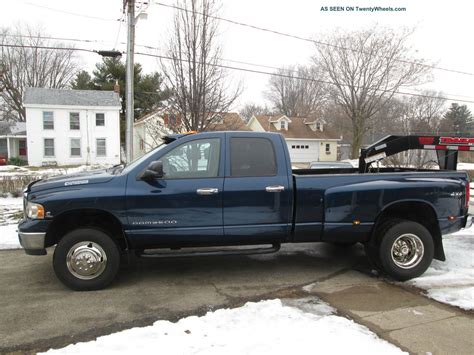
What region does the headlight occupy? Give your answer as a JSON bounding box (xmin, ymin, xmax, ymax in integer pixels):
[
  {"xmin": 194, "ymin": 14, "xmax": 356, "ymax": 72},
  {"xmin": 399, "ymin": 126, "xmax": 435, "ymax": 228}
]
[{"xmin": 26, "ymin": 202, "xmax": 45, "ymax": 219}]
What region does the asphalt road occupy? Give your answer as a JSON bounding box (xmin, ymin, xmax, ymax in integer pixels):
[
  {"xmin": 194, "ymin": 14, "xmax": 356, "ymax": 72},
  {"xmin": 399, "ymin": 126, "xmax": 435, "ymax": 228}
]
[
  {"xmin": 1, "ymin": 243, "xmax": 472, "ymax": 354},
  {"xmin": 0, "ymin": 243, "xmax": 363, "ymax": 353}
]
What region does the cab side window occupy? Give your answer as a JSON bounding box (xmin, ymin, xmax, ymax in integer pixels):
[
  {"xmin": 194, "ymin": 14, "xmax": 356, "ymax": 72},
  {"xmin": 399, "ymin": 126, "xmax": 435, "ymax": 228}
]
[
  {"xmin": 161, "ymin": 138, "xmax": 220, "ymax": 179},
  {"xmin": 230, "ymin": 137, "xmax": 277, "ymax": 177}
]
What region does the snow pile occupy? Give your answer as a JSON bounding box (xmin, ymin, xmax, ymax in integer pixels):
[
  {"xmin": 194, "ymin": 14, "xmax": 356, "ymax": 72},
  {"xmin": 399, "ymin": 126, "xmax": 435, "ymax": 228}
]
[
  {"xmin": 408, "ymin": 226, "xmax": 474, "ymax": 310},
  {"xmin": 43, "ymin": 299, "xmax": 404, "ymax": 354}
]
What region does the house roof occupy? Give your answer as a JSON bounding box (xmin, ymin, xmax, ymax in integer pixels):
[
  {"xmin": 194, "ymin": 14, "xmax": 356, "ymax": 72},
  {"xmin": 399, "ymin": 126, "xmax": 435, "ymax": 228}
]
[
  {"xmin": 206, "ymin": 112, "xmax": 250, "ymax": 131},
  {"xmin": 251, "ymin": 114, "xmax": 339, "ymax": 140},
  {"xmin": 0, "ymin": 121, "xmax": 26, "ymax": 136},
  {"xmin": 23, "ymin": 87, "xmax": 121, "ymax": 107}
]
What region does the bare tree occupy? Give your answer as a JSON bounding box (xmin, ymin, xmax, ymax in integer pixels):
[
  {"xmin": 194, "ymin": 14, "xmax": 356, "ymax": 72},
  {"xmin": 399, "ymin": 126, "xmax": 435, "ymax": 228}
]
[
  {"xmin": 239, "ymin": 103, "xmax": 272, "ymax": 122},
  {"xmin": 314, "ymin": 26, "xmax": 430, "ymax": 158},
  {"xmin": 0, "ymin": 25, "xmax": 78, "ymax": 121},
  {"xmin": 162, "ymin": 0, "xmax": 241, "ymax": 132},
  {"xmin": 380, "ymin": 92, "xmax": 446, "ymax": 168},
  {"xmin": 265, "ymin": 65, "xmax": 327, "ymax": 118}
]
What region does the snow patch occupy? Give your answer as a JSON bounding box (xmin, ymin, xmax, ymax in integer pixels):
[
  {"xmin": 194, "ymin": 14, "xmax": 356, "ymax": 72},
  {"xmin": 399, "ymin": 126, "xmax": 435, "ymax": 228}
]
[
  {"xmin": 0, "ymin": 224, "xmax": 21, "ymax": 249},
  {"xmin": 42, "ymin": 299, "xmax": 405, "ymax": 354},
  {"xmin": 408, "ymin": 226, "xmax": 474, "ymax": 310}
]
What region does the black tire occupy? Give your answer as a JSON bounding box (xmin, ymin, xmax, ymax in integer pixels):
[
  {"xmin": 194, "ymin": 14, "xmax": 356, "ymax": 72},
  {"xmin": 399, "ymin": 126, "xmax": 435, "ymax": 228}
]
[
  {"xmin": 53, "ymin": 228, "xmax": 121, "ymax": 291},
  {"xmin": 377, "ymin": 219, "xmax": 434, "ymax": 281},
  {"xmin": 364, "ymin": 243, "xmax": 382, "ymax": 270}
]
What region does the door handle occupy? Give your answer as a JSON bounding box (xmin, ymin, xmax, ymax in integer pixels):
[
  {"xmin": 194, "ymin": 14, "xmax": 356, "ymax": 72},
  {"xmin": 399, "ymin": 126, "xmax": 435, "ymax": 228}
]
[
  {"xmin": 266, "ymin": 185, "xmax": 285, "ymax": 192},
  {"xmin": 196, "ymin": 188, "xmax": 219, "ymax": 195}
]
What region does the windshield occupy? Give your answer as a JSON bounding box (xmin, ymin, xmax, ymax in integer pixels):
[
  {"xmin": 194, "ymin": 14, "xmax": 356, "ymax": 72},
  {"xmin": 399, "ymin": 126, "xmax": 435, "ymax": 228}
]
[{"xmin": 120, "ymin": 143, "xmax": 168, "ymax": 174}]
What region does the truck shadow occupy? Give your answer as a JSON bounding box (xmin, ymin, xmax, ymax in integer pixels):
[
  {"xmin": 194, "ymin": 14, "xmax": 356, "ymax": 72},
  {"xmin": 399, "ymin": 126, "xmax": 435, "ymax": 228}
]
[{"xmin": 115, "ymin": 243, "xmax": 369, "ymax": 288}]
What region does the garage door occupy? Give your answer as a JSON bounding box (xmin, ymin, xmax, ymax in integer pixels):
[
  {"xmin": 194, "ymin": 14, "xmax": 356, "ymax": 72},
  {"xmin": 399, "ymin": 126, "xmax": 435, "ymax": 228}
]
[{"xmin": 286, "ymin": 140, "xmax": 319, "ymax": 163}]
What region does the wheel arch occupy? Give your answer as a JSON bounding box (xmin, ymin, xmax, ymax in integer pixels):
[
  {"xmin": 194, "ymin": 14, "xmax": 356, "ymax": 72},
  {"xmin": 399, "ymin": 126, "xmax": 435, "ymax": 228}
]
[
  {"xmin": 46, "ymin": 208, "xmax": 129, "ymax": 251},
  {"xmin": 371, "ymin": 200, "xmax": 445, "ymax": 261}
]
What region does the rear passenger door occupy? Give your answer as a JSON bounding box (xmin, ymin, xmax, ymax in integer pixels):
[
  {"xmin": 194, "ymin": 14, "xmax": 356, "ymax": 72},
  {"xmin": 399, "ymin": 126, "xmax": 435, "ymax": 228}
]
[{"xmin": 223, "ymin": 134, "xmax": 292, "ymax": 243}]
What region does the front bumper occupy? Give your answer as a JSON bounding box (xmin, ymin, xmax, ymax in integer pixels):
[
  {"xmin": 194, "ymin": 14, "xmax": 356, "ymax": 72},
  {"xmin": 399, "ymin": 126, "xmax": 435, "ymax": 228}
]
[
  {"xmin": 18, "ymin": 232, "xmax": 47, "ymax": 255},
  {"xmin": 17, "ymin": 219, "xmax": 51, "ymax": 255}
]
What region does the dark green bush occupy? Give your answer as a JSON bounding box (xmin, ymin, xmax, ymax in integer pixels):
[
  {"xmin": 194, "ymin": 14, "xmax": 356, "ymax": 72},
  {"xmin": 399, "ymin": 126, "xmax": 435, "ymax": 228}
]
[{"xmin": 7, "ymin": 157, "xmax": 27, "ymax": 166}]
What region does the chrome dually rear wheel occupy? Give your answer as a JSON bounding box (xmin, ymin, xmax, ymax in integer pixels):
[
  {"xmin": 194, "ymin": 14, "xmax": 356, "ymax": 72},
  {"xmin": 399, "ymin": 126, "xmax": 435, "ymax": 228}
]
[{"xmin": 390, "ymin": 233, "xmax": 424, "ymax": 269}]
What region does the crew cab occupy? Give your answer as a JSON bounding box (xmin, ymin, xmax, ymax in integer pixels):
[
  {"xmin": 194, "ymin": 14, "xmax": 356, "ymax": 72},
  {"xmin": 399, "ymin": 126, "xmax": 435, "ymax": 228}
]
[{"xmin": 18, "ymin": 132, "xmax": 471, "ymax": 290}]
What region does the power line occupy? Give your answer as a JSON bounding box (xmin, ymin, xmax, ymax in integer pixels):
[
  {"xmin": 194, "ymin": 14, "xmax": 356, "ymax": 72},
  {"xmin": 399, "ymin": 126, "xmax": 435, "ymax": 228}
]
[
  {"xmin": 134, "ymin": 50, "xmax": 474, "ymax": 104},
  {"xmin": 1, "ymin": 42, "xmax": 473, "ymax": 104},
  {"xmin": 153, "ymin": 1, "xmax": 474, "ymax": 77},
  {"xmin": 0, "ymin": 43, "xmax": 97, "ymax": 54},
  {"xmin": 5, "ymin": 33, "xmax": 472, "ymax": 101},
  {"xmin": 21, "ymin": 1, "xmax": 120, "ymax": 22}
]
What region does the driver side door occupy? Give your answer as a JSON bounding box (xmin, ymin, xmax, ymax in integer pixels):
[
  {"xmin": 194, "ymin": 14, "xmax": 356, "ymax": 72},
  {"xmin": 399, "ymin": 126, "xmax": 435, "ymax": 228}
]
[{"xmin": 125, "ymin": 137, "xmax": 224, "ymax": 249}]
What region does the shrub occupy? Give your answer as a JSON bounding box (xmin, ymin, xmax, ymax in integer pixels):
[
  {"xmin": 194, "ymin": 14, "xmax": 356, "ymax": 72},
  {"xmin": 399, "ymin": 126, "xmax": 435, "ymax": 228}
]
[{"xmin": 7, "ymin": 157, "xmax": 27, "ymax": 166}]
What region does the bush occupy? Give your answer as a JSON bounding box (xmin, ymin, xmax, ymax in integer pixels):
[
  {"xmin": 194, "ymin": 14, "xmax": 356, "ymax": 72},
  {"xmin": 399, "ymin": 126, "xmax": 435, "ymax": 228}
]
[
  {"xmin": 7, "ymin": 157, "xmax": 27, "ymax": 166},
  {"xmin": 10, "ymin": 189, "xmax": 23, "ymax": 197}
]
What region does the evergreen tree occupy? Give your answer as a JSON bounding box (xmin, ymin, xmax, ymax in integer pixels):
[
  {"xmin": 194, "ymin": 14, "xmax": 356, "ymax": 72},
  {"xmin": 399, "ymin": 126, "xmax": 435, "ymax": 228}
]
[{"xmin": 442, "ymin": 103, "xmax": 473, "ymax": 134}]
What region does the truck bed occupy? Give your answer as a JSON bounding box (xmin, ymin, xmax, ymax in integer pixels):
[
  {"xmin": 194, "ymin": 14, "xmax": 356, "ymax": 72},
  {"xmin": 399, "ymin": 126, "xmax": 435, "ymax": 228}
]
[{"xmin": 291, "ymin": 170, "xmax": 469, "ymax": 243}]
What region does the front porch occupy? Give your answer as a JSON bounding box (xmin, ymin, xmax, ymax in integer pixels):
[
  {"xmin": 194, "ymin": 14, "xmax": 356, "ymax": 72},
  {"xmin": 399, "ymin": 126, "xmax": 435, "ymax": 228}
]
[{"xmin": 0, "ymin": 136, "xmax": 27, "ymax": 163}]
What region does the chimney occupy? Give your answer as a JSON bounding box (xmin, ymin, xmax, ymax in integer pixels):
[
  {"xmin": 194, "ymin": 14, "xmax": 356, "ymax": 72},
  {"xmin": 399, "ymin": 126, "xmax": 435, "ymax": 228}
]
[{"xmin": 113, "ymin": 80, "xmax": 120, "ymax": 94}]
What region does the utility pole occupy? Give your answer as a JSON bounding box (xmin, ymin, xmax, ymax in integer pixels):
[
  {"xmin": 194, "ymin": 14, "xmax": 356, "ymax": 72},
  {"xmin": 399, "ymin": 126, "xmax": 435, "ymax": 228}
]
[{"xmin": 125, "ymin": 0, "xmax": 135, "ymax": 163}]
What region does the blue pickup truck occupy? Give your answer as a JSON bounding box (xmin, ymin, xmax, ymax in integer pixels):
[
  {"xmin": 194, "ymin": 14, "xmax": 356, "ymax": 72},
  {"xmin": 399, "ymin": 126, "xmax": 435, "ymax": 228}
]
[{"xmin": 18, "ymin": 132, "xmax": 471, "ymax": 290}]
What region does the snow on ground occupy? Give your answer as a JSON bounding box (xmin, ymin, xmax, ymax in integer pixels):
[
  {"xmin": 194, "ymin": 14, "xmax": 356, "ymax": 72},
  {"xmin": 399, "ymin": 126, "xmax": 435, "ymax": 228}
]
[
  {"xmin": 407, "ymin": 225, "xmax": 474, "ymax": 310},
  {"xmin": 0, "ymin": 195, "xmax": 23, "ymax": 249},
  {"xmin": 0, "ymin": 224, "xmax": 21, "ymax": 249},
  {"xmin": 0, "ymin": 164, "xmax": 109, "ymax": 178},
  {"xmin": 42, "ymin": 298, "xmax": 405, "ymax": 355},
  {"xmin": 458, "ymin": 162, "xmax": 474, "ymax": 171}
]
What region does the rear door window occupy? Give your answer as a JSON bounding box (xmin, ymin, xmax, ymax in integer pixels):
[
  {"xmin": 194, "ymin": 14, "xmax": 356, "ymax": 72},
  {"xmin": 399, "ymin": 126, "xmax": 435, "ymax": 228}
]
[{"xmin": 230, "ymin": 137, "xmax": 277, "ymax": 177}]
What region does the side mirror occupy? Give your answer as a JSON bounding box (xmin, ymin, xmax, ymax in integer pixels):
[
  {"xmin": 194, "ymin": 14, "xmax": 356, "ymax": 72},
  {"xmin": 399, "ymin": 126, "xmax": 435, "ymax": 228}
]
[{"xmin": 138, "ymin": 160, "xmax": 163, "ymax": 180}]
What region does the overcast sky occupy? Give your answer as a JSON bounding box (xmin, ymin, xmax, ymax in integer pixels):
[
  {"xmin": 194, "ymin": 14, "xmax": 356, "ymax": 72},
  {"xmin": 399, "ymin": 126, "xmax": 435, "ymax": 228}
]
[{"xmin": 1, "ymin": 0, "xmax": 473, "ymax": 112}]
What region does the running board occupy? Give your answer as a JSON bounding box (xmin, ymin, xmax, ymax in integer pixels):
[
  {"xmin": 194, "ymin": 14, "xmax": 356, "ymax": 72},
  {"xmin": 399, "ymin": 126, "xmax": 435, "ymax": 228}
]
[{"xmin": 138, "ymin": 243, "xmax": 281, "ymax": 258}]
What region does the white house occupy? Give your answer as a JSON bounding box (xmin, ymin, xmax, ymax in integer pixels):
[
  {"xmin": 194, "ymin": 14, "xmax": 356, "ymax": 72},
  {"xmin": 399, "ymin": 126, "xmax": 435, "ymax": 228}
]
[
  {"xmin": 133, "ymin": 109, "xmax": 174, "ymax": 160},
  {"xmin": 133, "ymin": 110, "xmax": 249, "ymax": 159},
  {"xmin": 247, "ymin": 114, "xmax": 341, "ymax": 164},
  {"xmin": 23, "ymin": 87, "xmax": 121, "ymax": 166},
  {"xmin": 0, "ymin": 121, "xmax": 27, "ymax": 162}
]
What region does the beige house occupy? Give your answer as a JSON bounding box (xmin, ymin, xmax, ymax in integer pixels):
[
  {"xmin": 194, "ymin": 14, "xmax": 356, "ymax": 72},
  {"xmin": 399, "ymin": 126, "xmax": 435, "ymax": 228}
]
[{"xmin": 247, "ymin": 114, "xmax": 340, "ymax": 164}]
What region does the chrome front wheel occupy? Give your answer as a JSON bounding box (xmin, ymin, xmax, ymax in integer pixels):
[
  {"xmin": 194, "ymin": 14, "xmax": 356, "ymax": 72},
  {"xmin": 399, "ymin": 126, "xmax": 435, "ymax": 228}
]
[
  {"xmin": 66, "ymin": 241, "xmax": 108, "ymax": 280},
  {"xmin": 53, "ymin": 228, "xmax": 121, "ymax": 291}
]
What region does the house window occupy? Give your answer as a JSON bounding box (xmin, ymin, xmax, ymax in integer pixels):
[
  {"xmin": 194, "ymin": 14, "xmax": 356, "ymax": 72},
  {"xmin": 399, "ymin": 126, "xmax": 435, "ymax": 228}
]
[
  {"xmin": 325, "ymin": 143, "xmax": 331, "ymax": 153},
  {"xmin": 96, "ymin": 138, "xmax": 106, "ymax": 157},
  {"xmin": 169, "ymin": 113, "xmax": 177, "ymax": 127},
  {"xmin": 96, "ymin": 113, "xmax": 105, "ymax": 126},
  {"xmin": 214, "ymin": 115, "xmax": 223, "ymax": 125},
  {"xmin": 291, "ymin": 145, "xmax": 295, "ymax": 149},
  {"xmin": 70, "ymin": 138, "xmax": 81, "ymax": 157},
  {"xmin": 44, "ymin": 138, "xmax": 54, "ymax": 157},
  {"xmin": 70, "ymin": 112, "xmax": 80, "ymax": 130},
  {"xmin": 280, "ymin": 121, "xmax": 286, "ymax": 130},
  {"xmin": 305, "ymin": 145, "xmax": 309, "ymax": 149},
  {"xmin": 316, "ymin": 122, "xmax": 321, "ymax": 131},
  {"xmin": 43, "ymin": 112, "xmax": 54, "ymax": 130}
]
